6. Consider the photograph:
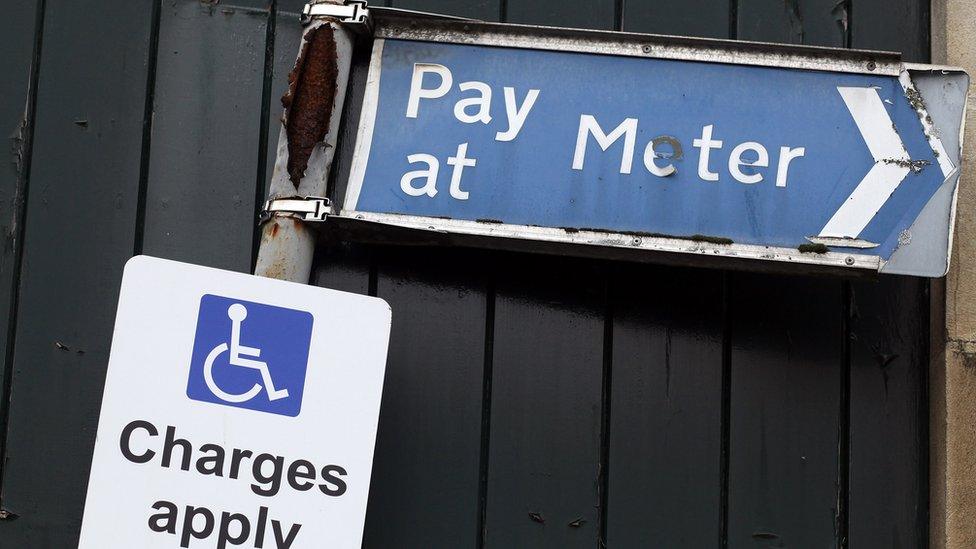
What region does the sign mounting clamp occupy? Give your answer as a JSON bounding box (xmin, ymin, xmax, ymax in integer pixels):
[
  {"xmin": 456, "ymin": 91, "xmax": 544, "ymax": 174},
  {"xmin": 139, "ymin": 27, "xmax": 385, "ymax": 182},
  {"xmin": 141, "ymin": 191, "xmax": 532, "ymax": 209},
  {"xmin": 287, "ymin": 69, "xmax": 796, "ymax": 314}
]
[
  {"xmin": 261, "ymin": 196, "xmax": 332, "ymax": 223},
  {"xmin": 302, "ymin": 0, "xmax": 372, "ymax": 33}
]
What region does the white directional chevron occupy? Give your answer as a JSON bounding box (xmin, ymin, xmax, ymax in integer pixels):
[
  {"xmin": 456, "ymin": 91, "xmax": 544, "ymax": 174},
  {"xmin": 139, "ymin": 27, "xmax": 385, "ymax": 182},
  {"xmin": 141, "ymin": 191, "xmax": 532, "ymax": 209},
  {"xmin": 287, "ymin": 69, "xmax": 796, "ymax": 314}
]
[{"xmin": 817, "ymin": 87, "xmax": 912, "ymax": 240}]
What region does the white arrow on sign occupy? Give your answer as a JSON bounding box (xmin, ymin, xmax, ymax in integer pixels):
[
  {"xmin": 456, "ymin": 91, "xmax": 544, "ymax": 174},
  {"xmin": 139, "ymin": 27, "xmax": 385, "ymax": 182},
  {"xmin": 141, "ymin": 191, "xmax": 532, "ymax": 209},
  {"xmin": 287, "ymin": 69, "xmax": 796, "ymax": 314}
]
[
  {"xmin": 813, "ymin": 81, "xmax": 957, "ymax": 248},
  {"xmin": 815, "ymin": 87, "xmax": 914, "ymax": 243}
]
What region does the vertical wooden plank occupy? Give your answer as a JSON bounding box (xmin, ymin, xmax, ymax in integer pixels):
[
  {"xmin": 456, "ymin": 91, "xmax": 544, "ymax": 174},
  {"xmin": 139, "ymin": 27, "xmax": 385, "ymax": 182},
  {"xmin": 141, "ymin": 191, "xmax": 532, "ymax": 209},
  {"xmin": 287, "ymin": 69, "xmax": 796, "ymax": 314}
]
[
  {"xmin": 264, "ymin": 0, "xmax": 306, "ymax": 186},
  {"xmin": 505, "ymin": 0, "xmax": 616, "ymax": 30},
  {"xmin": 310, "ymin": 241, "xmax": 372, "ymax": 295},
  {"xmin": 391, "ymin": 0, "xmax": 500, "ymax": 21},
  {"xmin": 727, "ymin": 273, "xmax": 842, "ymax": 547},
  {"xmin": 623, "ymin": 0, "xmax": 731, "ymax": 39},
  {"xmin": 606, "ymin": 265, "xmax": 724, "ymax": 546},
  {"xmin": 363, "ymin": 246, "xmax": 486, "ymax": 548},
  {"xmin": 848, "ymin": 9, "xmax": 928, "ymax": 546},
  {"xmin": 852, "ymin": 0, "xmax": 929, "ymax": 62},
  {"xmin": 0, "ymin": 0, "xmax": 41, "ymax": 464},
  {"xmin": 737, "ymin": 0, "xmax": 847, "ymax": 47},
  {"xmin": 141, "ymin": 0, "xmax": 271, "ymax": 272},
  {"xmin": 0, "ymin": 0, "xmax": 156, "ymax": 545},
  {"xmin": 848, "ymin": 277, "xmax": 927, "ymax": 548},
  {"xmin": 484, "ymin": 255, "xmax": 604, "ymax": 548}
]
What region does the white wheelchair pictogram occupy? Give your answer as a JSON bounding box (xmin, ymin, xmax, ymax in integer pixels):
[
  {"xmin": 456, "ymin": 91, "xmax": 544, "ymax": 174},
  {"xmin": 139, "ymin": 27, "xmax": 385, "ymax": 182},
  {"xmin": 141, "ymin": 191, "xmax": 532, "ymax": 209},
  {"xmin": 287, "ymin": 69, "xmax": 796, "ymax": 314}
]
[{"xmin": 204, "ymin": 303, "xmax": 290, "ymax": 403}]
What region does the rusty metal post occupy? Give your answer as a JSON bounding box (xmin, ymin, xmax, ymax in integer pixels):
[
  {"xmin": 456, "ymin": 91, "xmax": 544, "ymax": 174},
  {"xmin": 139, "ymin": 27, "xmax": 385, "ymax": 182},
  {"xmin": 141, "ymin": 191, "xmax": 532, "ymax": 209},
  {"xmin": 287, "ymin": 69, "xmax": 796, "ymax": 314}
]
[{"xmin": 254, "ymin": 0, "xmax": 358, "ymax": 282}]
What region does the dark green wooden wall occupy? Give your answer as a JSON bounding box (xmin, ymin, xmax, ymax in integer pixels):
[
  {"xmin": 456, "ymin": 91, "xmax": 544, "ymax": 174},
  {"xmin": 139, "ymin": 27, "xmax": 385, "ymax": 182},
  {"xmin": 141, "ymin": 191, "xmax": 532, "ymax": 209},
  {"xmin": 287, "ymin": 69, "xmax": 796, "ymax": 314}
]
[{"xmin": 0, "ymin": 1, "xmax": 931, "ymax": 547}]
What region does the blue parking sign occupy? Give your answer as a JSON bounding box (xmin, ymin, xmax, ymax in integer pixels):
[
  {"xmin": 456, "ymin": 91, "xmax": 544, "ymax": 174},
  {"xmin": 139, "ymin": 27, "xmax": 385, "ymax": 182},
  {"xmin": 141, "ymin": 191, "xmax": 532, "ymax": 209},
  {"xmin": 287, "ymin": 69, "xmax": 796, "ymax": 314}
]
[
  {"xmin": 186, "ymin": 294, "xmax": 313, "ymax": 417},
  {"xmin": 343, "ymin": 37, "xmax": 969, "ymax": 276}
]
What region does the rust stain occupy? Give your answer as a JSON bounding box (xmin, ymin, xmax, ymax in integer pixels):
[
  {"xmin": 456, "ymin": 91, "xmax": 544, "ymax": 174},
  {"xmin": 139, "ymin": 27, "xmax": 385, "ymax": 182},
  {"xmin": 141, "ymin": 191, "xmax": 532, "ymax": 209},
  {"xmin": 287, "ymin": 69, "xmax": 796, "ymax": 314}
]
[
  {"xmin": 282, "ymin": 24, "xmax": 339, "ymax": 187},
  {"xmin": 259, "ymin": 218, "xmax": 311, "ymax": 280}
]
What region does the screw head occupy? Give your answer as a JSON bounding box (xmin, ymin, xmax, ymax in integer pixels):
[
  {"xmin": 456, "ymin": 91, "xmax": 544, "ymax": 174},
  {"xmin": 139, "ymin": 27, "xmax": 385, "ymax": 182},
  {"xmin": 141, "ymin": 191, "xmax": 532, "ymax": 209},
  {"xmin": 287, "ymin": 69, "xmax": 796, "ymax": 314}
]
[
  {"xmin": 642, "ymin": 45, "xmax": 652, "ymax": 53},
  {"xmin": 845, "ymin": 256, "xmax": 855, "ymax": 266},
  {"xmin": 867, "ymin": 60, "xmax": 877, "ymax": 71},
  {"xmin": 632, "ymin": 237, "xmax": 642, "ymax": 246}
]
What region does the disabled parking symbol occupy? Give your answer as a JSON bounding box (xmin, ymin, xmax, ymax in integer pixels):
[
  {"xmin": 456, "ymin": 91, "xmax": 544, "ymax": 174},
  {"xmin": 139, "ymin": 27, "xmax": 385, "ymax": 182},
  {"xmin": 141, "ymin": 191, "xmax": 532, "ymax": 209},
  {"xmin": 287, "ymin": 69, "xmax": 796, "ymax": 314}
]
[{"xmin": 186, "ymin": 294, "xmax": 313, "ymax": 417}]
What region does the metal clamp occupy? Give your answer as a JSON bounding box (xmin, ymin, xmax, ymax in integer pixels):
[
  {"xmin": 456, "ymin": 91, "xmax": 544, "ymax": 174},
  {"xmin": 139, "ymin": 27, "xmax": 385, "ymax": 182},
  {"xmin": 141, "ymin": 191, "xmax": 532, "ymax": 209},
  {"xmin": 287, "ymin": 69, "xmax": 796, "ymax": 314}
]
[
  {"xmin": 301, "ymin": 0, "xmax": 372, "ymax": 33},
  {"xmin": 260, "ymin": 196, "xmax": 332, "ymax": 223}
]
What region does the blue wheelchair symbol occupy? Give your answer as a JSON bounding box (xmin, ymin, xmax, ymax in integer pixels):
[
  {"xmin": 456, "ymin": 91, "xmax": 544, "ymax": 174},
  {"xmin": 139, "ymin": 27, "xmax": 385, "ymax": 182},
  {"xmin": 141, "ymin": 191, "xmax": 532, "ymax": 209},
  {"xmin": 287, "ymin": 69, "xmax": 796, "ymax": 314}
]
[{"xmin": 186, "ymin": 295, "xmax": 313, "ymax": 417}]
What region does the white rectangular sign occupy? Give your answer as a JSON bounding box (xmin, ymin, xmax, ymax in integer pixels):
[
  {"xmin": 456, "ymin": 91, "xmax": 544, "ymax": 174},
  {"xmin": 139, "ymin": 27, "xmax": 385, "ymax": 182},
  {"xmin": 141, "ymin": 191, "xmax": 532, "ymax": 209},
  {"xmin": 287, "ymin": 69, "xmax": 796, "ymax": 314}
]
[{"xmin": 79, "ymin": 256, "xmax": 391, "ymax": 549}]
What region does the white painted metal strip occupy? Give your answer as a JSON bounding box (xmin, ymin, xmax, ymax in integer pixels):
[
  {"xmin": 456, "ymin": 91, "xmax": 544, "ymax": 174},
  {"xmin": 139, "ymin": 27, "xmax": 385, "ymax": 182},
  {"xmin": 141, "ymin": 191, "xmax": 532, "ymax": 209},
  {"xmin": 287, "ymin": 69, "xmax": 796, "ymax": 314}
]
[
  {"xmin": 341, "ymin": 211, "xmax": 882, "ymax": 271},
  {"xmin": 344, "ymin": 38, "xmax": 385, "ymax": 212},
  {"xmin": 899, "ymin": 70, "xmax": 954, "ymax": 177}
]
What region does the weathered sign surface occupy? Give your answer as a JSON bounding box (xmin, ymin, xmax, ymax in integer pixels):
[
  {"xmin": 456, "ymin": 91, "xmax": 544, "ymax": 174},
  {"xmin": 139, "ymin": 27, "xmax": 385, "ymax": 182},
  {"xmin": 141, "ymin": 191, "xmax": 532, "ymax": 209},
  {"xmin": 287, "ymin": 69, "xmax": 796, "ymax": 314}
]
[
  {"xmin": 79, "ymin": 256, "xmax": 391, "ymax": 549},
  {"xmin": 343, "ymin": 27, "xmax": 968, "ymax": 276}
]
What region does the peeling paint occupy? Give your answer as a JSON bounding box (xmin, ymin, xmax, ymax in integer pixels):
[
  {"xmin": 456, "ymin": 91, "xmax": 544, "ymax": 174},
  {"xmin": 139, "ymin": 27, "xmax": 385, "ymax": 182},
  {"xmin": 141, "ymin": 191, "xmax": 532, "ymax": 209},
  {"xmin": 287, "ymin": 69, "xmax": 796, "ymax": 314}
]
[
  {"xmin": 650, "ymin": 135, "xmax": 683, "ymax": 176},
  {"xmin": 897, "ymin": 229, "xmax": 912, "ymax": 246},
  {"xmin": 575, "ymin": 227, "xmax": 734, "ymax": 244},
  {"xmin": 282, "ymin": 24, "xmax": 339, "ymax": 187},
  {"xmin": 874, "ymin": 350, "xmax": 898, "ymax": 396},
  {"xmin": 904, "ymin": 84, "xmax": 926, "ymax": 112},
  {"xmin": 9, "ymin": 114, "xmax": 26, "ymax": 175},
  {"xmin": 831, "ymin": 0, "xmax": 849, "ymax": 34},
  {"xmin": 903, "ymin": 82, "xmax": 938, "ymax": 143},
  {"xmin": 6, "ymin": 114, "xmax": 26, "ymax": 258},
  {"xmin": 199, "ymin": 0, "xmax": 221, "ymax": 16},
  {"xmin": 882, "ymin": 157, "xmax": 931, "ymax": 173},
  {"xmin": 784, "ymin": 0, "xmax": 804, "ymax": 41}
]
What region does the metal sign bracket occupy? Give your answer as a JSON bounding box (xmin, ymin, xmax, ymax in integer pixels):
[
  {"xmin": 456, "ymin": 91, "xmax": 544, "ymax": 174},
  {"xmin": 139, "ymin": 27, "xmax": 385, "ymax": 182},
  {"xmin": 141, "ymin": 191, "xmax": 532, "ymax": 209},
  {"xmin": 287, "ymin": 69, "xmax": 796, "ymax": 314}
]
[
  {"xmin": 260, "ymin": 196, "xmax": 332, "ymax": 224},
  {"xmin": 302, "ymin": 0, "xmax": 373, "ymax": 34}
]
